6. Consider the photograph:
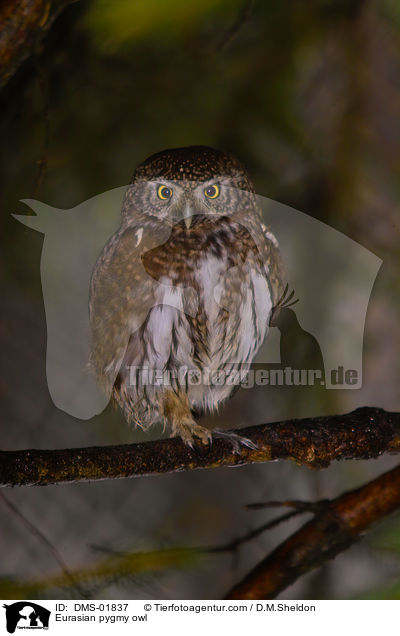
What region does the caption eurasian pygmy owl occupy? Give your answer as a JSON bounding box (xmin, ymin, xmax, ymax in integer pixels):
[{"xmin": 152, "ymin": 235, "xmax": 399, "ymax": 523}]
[{"xmin": 89, "ymin": 146, "xmax": 283, "ymax": 446}]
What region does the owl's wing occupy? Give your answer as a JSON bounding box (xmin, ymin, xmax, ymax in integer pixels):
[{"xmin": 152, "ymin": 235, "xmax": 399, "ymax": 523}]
[
  {"xmin": 260, "ymin": 221, "xmax": 286, "ymax": 308},
  {"xmin": 89, "ymin": 223, "xmax": 166, "ymax": 394}
]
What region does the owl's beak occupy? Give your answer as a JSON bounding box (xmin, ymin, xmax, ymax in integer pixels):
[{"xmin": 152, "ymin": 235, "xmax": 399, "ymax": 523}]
[{"xmin": 183, "ymin": 204, "xmax": 194, "ymax": 229}]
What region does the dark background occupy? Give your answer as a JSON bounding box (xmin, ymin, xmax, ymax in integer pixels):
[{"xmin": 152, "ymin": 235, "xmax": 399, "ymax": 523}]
[{"xmin": 1, "ymin": 0, "xmax": 400, "ymax": 599}]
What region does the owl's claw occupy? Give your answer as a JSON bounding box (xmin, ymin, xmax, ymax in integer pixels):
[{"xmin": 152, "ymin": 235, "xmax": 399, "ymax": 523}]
[
  {"xmin": 213, "ymin": 429, "xmax": 258, "ymax": 454},
  {"xmin": 172, "ymin": 419, "xmax": 212, "ymax": 448}
]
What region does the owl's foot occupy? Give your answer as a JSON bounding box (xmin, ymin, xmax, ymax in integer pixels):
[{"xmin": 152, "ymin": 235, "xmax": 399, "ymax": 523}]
[
  {"xmin": 213, "ymin": 429, "xmax": 258, "ymax": 454},
  {"xmin": 162, "ymin": 390, "xmax": 212, "ymax": 448},
  {"xmin": 172, "ymin": 419, "xmax": 212, "ymax": 449}
]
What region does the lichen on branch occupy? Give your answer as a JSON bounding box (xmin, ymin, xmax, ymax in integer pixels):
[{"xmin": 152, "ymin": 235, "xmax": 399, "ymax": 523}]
[{"xmin": 1, "ymin": 407, "xmax": 399, "ymax": 488}]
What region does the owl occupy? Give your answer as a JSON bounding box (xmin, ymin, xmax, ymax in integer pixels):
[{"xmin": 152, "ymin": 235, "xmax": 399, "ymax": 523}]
[{"xmin": 89, "ymin": 146, "xmax": 283, "ymax": 446}]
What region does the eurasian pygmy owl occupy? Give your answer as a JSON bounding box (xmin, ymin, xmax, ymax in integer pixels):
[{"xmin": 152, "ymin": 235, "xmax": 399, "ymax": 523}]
[{"xmin": 89, "ymin": 146, "xmax": 283, "ymax": 446}]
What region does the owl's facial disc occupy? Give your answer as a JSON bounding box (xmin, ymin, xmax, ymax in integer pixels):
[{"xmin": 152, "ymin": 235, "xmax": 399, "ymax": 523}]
[
  {"xmin": 181, "ymin": 183, "xmax": 221, "ymax": 227},
  {"xmin": 147, "ymin": 180, "xmax": 216, "ymax": 227},
  {"xmin": 130, "ymin": 178, "xmax": 247, "ymax": 228}
]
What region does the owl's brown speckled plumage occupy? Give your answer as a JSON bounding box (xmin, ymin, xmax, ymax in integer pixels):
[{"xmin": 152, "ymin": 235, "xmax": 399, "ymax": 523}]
[{"xmin": 89, "ymin": 146, "xmax": 284, "ymax": 446}]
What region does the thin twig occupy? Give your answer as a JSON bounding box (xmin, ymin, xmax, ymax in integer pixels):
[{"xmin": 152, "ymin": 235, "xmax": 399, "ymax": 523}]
[
  {"xmin": 245, "ymin": 499, "xmax": 329, "ymax": 512},
  {"xmin": 217, "ymin": 0, "xmax": 255, "ymax": 52},
  {"xmin": 209, "ymin": 509, "xmax": 306, "ymax": 554},
  {"xmin": 32, "ymin": 54, "xmax": 50, "ymax": 196},
  {"xmin": 0, "ymin": 491, "xmax": 86, "ymax": 597}
]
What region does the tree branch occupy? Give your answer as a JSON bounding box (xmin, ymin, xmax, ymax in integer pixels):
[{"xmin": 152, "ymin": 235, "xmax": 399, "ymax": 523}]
[
  {"xmin": 0, "ymin": 0, "xmax": 78, "ymax": 89},
  {"xmin": 1, "ymin": 407, "xmax": 400, "ymax": 488},
  {"xmin": 227, "ymin": 463, "xmax": 400, "ymax": 599}
]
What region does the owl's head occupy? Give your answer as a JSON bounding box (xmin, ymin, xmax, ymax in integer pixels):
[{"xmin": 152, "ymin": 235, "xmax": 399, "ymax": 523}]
[{"xmin": 122, "ymin": 146, "xmax": 257, "ymax": 227}]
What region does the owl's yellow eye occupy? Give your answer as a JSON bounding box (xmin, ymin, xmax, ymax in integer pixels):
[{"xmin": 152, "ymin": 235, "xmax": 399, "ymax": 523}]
[
  {"xmin": 157, "ymin": 185, "xmax": 172, "ymax": 200},
  {"xmin": 204, "ymin": 184, "xmax": 220, "ymax": 199}
]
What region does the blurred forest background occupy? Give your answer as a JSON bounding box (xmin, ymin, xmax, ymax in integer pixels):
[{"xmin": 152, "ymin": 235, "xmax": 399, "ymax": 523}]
[{"xmin": 1, "ymin": 0, "xmax": 400, "ymax": 599}]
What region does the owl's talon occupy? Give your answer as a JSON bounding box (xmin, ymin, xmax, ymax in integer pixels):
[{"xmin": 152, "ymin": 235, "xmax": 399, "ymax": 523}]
[
  {"xmin": 192, "ymin": 423, "xmax": 212, "ymax": 447},
  {"xmin": 172, "ymin": 419, "xmax": 212, "ymax": 448},
  {"xmin": 238, "ymin": 435, "xmax": 258, "ymax": 450},
  {"xmin": 213, "ymin": 429, "xmax": 258, "ymax": 453}
]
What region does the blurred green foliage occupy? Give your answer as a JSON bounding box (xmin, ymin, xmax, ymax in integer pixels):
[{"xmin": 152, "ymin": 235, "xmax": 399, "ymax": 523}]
[
  {"xmin": 82, "ymin": 0, "xmax": 242, "ymax": 51},
  {"xmin": 0, "ymin": 547, "xmax": 200, "ymax": 599}
]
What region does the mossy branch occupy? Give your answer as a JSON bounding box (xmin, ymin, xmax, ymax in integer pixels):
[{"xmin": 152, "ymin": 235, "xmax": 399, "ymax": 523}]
[{"xmin": 1, "ymin": 407, "xmax": 400, "ymax": 488}]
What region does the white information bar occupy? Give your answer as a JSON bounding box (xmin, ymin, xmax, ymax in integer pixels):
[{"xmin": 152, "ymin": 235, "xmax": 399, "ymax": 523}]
[{"xmin": 1, "ymin": 599, "xmax": 397, "ymax": 635}]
